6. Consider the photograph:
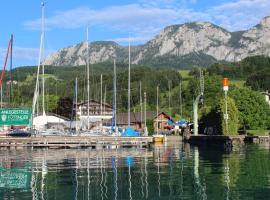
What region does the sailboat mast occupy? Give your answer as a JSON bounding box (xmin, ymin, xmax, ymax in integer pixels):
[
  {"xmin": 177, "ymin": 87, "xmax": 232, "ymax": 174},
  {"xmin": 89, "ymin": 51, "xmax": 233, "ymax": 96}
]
[
  {"xmin": 31, "ymin": 2, "xmax": 45, "ymax": 128},
  {"xmin": 144, "ymin": 92, "xmax": 146, "ymax": 128},
  {"xmin": 128, "ymin": 37, "xmax": 131, "ymax": 127},
  {"xmin": 179, "ymin": 80, "xmax": 183, "ymax": 117},
  {"xmin": 104, "ymin": 85, "xmax": 106, "ymax": 113},
  {"xmin": 75, "ymin": 77, "xmax": 78, "ymax": 134},
  {"xmin": 156, "ymin": 86, "xmax": 159, "ymax": 135},
  {"xmin": 140, "ymin": 81, "xmax": 143, "ymax": 128},
  {"xmin": 113, "ymin": 60, "xmax": 117, "ymax": 128},
  {"xmin": 100, "ymin": 74, "xmax": 103, "ymax": 115},
  {"xmin": 41, "ymin": 2, "xmax": 45, "ymax": 116},
  {"xmin": 86, "ymin": 27, "xmax": 90, "ymax": 129}
]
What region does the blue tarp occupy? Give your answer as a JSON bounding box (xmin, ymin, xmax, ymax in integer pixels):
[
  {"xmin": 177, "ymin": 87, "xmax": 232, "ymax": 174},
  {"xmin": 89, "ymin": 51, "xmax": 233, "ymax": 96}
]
[
  {"xmin": 167, "ymin": 120, "xmax": 175, "ymax": 126},
  {"xmin": 177, "ymin": 119, "xmax": 187, "ymax": 127},
  {"xmin": 122, "ymin": 127, "xmax": 140, "ymax": 137}
]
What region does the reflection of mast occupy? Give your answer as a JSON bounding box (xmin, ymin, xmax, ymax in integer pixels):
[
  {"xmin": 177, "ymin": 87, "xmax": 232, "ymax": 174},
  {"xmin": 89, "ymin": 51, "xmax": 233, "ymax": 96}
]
[
  {"xmin": 144, "ymin": 157, "xmax": 148, "ymax": 198},
  {"xmin": 157, "ymin": 149, "xmax": 161, "ymax": 197},
  {"xmin": 128, "ymin": 160, "xmax": 133, "ymax": 200},
  {"xmin": 225, "ymin": 159, "xmax": 230, "ymax": 200},
  {"xmin": 140, "ymin": 157, "xmax": 144, "ymax": 198},
  {"xmin": 87, "ymin": 157, "xmax": 90, "ymax": 200},
  {"xmin": 194, "ymin": 147, "xmax": 199, "ymax": 183},
  {"xmin": 180, "ymin": 142, "xmax": 184, "ymax": 193},
  {"xmin": 99, "ymin": 155, "xmax": 104, "ymax": 200},
  {"xmin": 169, "ymin": 149, "xmax": 173, "ymax": 197},
  {"xmin": 104, "ymin": 155, "xmax": 108, "ymax": 199},
  {"xmin": 41, "ymin": 156, "xmax": 48, "ymax": 200},
  {"xmin": 31, "ymin": 169, "xmax": 38, "ymax": 200},
  {"xmin": 194, "ymin": 147, "xmax": 207, "ymax": 199},
  {"xmin": 112, "ymin": 156, "xmax": 118, "ymax": 200},
  {"xmin": 75, "ymin": 168, "xmax": 78, "ymax": 200}
]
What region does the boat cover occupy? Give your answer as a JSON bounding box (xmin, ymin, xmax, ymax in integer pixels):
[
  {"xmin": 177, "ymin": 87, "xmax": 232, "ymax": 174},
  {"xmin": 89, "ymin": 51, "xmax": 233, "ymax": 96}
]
[{"xmin": 122, "ymin": 127, "xmax": 140, "ymax": 137}]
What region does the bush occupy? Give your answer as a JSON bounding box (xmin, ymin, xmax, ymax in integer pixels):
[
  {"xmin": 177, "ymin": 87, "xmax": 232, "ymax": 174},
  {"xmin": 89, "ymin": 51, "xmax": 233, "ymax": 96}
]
[
  {"xmin": 217, "ymin": 96, "xmax": 239, "ymax": 135},
  {"xmin": 230, "ymin": 87, "xmax": 270, "ymax": 130}
]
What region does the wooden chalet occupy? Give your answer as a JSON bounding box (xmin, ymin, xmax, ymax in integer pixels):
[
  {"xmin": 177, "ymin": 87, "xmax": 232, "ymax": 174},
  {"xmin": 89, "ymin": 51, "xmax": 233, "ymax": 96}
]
[
  {"xmin": 77, "ymin": 100, "xmax": 113, "ymax": 119},
  {"xmin": 115, "ymin": 112, "xmax": 156, "ymax": 131},
  {"xmin": 153, "ymin": 112, "xmax": 175, "ymax": 133}
]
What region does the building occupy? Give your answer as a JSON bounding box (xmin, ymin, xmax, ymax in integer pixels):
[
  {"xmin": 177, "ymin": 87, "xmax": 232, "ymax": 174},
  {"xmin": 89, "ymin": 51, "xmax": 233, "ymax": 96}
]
[
  {"xmin": 76, "ymin": 100, "xmax": 113, "ymax": 130},
  {"xmin": 153, "ymin": 112, "xmax": 175, "ymax": 133},
  {"xmin": 115, "ymin": 112, "xmax": 156, "ymax": 131}
]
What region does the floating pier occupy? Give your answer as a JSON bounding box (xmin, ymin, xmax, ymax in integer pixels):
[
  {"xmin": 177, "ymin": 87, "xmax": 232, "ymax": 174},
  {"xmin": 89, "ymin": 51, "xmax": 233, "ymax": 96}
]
[
  {"xmin": 187, "ymin": 135, "xmax": 270, "ymax": 149},
  {"xmin": 0, "ymin": 136, "xmax": 153, "ymax": 149}
]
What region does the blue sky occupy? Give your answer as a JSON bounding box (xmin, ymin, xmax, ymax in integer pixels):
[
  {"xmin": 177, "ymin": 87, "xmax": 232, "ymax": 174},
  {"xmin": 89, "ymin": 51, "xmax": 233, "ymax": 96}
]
[{"xmin": 0, "ymin": 0, "xmax": 270, "ymax": 67}]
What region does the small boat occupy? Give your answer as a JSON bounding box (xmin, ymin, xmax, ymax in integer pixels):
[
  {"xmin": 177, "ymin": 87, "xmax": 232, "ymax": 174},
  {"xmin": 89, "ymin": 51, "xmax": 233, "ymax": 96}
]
[
  {"xmin": 8, "ymin": 129, "xmax": 31, "ymax": 137},
  {"xmin": 153, "ymin": 134, "xmax": 165, "ymax": 143},
  {"xmin": 39, "ymin": 129, "xmax": 65, "ymax": 136},
  {"xmin": 0, "ymin": 131, "xmax": 8, "ymax": 137}
]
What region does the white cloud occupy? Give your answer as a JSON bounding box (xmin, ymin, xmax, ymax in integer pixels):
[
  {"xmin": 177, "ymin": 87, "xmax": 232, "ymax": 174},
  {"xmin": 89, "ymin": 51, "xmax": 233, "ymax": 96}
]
[
  {"xmin": 107, "ymin": 36, "xmax": 153, "ymax": 43},
  {"xmin": 24, "ymin": 3, "xmax": 210, "ymax": 42},
  {"xmin": 23, "ymin": 0, "xmax": 270, "ymax": 44},
  {"xmin": 210, "ymin": 0, "xmax": 270, "ymax": 31},
  {"xmin": 0, "ymin": 46, "xmax": 55, "ymax": 66}
]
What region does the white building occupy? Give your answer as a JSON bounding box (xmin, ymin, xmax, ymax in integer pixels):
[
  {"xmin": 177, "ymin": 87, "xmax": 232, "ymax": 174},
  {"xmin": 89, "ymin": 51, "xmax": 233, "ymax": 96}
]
[{"xmin": 77, "ymin": 100, "xmax": 113, "ymax": 130}]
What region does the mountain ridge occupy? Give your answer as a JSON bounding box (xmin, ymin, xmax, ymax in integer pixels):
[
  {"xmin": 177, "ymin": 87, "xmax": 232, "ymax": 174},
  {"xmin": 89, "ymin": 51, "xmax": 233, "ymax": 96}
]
[{"xmin": 44, "ymin": 16, "xmax": 270, "ymax": 68}]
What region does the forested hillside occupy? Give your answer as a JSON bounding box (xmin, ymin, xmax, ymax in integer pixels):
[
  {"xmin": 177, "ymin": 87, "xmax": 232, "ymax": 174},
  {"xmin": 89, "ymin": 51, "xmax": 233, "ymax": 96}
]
[{"xmin": 2, "ymin": 55, "xmax": 270, "ymax": 132}]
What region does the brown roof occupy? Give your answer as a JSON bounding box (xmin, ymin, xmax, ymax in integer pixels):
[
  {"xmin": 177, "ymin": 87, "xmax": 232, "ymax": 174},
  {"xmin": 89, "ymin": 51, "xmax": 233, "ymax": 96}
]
[
  {"xmin": 153, "ymin": 112, "xmax": 174, "ymax": 121},
  {"xmin": 116, "ymin": 111, "xmax": 156, "ymax": 125}
]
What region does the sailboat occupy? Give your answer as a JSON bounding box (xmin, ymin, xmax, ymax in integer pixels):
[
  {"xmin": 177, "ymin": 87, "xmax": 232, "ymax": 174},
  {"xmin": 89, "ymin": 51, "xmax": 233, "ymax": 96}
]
[
  {"xmin": 153, "ymin": 85, "xmax": 165, "ymax": 142},
  {"xmin": 31, "ymin": 2, "xmax": 67, "ymax": 135},
  {"xmin": 121, "ymin": 37, "xmax": 140, "ymax": 137},
  {"xmin": 111, "ymin": 59, "xmax": 120, "ymax": 136}
]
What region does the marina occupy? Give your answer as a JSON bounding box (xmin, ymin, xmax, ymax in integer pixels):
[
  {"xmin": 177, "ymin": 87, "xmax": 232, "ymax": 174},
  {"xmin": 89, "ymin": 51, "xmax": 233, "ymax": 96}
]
[
  {"xmin": 0, "ymin": 1, "xmax": 270, "ymax": 199},
  {"xmin": 0, "ymin": 136, "xmax": 153, "ymax": 148}
]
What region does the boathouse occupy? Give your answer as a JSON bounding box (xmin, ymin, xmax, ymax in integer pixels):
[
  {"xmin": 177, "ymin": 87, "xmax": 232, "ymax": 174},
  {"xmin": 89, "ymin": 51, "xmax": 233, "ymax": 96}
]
[
  {"xmin": 115, "ymin": 112, "xmax": 156, "ymax": 131},
  {"xmin": 153, "ymin": 112, "xmax": 175, "ymax": 133}
]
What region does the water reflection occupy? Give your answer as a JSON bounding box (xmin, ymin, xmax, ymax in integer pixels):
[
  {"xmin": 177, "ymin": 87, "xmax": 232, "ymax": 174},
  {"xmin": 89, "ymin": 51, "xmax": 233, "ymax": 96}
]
[{"xmin": 0, "ymin": 142, "xmax": 269, "ymax": 200}]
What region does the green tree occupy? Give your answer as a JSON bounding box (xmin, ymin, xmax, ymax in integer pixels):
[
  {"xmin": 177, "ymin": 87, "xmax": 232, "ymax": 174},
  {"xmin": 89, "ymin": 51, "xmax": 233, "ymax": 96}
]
[
  {"xmin": 202, "ymin": 97, "xmax": 239, "ymax": 135},
  {"xmin": 146, "ymin": 119, "xmax": 154, "ymax": 136},
  {"xmin": 218, "ymin": 97, "xmax": 239, "ymax": 135},
  {"xmin": 230, "ymin": 87, "xmax": 270, "ymax": 129},
  {"xmin": 38, "ymin": 95, "xmax": 60, "ymax": 113}
]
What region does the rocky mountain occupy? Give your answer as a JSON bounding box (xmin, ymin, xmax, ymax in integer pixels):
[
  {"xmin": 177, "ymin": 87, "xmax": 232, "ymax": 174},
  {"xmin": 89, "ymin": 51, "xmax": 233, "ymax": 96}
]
[{"xmin": 44, "ymin": 16, "xmax": 270, "ymax": 68}]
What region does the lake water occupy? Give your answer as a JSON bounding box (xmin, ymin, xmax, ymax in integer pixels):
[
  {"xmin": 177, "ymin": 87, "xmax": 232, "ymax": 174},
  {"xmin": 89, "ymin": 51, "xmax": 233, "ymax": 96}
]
[{"xmin": 0, "ymin": 140, "xmax": 269, "ymax": 200}]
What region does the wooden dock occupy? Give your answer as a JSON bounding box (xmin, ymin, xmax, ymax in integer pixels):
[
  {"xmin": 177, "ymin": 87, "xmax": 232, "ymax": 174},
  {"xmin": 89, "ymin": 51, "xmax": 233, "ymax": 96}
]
[
  {"xmin": 187, "ymin": 135, "xmax": 269, "ymax": 149},
  {"xmin": 0, "ymin": 136, "xmax": 153, "ymax": 148}
]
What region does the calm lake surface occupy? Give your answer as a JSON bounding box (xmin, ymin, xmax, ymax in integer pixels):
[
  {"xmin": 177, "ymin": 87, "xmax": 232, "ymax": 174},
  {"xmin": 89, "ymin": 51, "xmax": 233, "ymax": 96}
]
[{"xmin": 0, "ymin": 140, "xmax": 269, "ymax": 200}]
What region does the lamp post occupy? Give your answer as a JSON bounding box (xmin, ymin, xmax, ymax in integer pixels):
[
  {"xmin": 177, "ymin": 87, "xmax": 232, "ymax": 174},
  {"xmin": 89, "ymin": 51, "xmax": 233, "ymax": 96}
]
[{"xmin": 223, "ymin": 78, "xmax": 229, "ymax": 134}]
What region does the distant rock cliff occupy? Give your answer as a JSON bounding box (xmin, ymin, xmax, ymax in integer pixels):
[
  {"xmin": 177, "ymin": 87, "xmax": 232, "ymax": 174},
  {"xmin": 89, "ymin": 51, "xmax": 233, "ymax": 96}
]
[{"xmin": 44, "ymin": 16, "xmax": 270, "ymax": 68}]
